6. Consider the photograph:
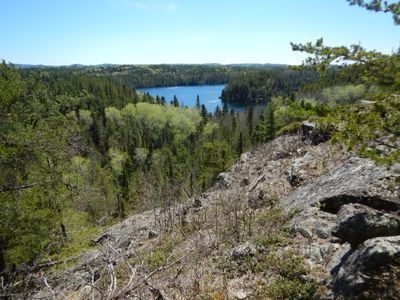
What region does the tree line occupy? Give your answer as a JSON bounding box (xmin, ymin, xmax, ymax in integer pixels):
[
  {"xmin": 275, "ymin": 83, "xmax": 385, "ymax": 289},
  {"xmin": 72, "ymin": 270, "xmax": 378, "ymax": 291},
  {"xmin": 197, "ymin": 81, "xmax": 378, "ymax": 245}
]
[{"xmin": 19, "ymin": 63, "xmax": 293, "ymax": 89}]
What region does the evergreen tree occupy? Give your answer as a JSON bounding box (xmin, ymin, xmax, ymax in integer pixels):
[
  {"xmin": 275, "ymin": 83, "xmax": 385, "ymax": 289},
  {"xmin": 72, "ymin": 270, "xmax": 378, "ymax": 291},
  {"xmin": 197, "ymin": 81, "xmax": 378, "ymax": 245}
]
[
  {"xmin": 196, "ymin": 94, "xmax": 201, "ymax": 109},
  {"xmin": 247, "ymin": 106, "xmax": 254, "ymax": 138},
  {"xmin": 265, "ymin": 102, "xmax": 277, "ymax": 141},
  {"xmin": 237, "ymin": 131, "xmax": 244, "ymax": 155},
  {"xmin": 201, "ymin": 104, "xmax": 208, "ymax": 123},
  {"xmin": 173, "ymin": 95, "xmax": 180, "ymax": 107}
]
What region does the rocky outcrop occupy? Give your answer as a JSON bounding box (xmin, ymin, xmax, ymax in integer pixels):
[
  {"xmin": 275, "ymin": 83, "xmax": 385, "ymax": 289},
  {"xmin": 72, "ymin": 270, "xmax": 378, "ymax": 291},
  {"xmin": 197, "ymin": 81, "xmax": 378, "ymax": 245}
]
[
  {"xmin": 331, "ymin": 236, "xmax": 400, "ymax": 299},
  {"xmin": 282, "ymin": 157, "xmax": 399, "ymax": 214},
  {"xmin": 282, "ymin": 155, "xmax": 399, "ymax": 299},
  {"xmin": 332, "ymin": 203, "xmax": 400, "ymax": 247},
  {"xmin": 19, "ymin": 134, "xmax": 399, "ymax": 299}
]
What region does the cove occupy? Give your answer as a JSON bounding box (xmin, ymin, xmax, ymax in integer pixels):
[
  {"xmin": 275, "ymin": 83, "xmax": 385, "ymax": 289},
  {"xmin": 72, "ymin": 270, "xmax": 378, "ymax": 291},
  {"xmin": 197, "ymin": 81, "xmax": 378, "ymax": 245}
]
[{"xmin": 137, "ymin": 85, "xmax": 255, "ymax": 112}]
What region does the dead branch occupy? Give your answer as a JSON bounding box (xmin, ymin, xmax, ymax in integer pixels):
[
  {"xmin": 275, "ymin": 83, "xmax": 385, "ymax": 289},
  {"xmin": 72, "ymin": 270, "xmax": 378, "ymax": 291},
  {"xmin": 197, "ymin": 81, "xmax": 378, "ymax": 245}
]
[
  {"xmin": 112, "ymin": 252, "xmax": 191, "ymax": 299},
  {"xmin": 105, "ymin": 242, "xmax": 137, "ymax": 299},
  {"xmin": 43, "ymin": 277, "xmax": 55, "ymax": 297}
]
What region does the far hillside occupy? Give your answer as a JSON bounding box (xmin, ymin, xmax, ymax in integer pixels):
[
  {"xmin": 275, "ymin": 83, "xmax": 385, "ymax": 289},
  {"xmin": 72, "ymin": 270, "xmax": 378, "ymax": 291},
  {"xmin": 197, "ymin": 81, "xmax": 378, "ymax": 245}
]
[{"xmin": 17, "ymin": 63, "xmax": 311, "ymax": 90}]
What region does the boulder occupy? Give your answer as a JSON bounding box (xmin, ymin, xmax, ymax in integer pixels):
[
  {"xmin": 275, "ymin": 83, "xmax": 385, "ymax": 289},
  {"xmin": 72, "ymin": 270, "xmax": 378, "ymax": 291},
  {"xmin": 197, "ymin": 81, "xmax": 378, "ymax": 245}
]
[
  {"xmin": 281, "ymin": 157, "xmax": 399, "ymax": 214},
  {"xmin": 231, "ymin": 242, "xmax": 257, "ymax": 260},
  {"xmin": 331, "ymin": 236, "xmax": 400, "ymax": 298},
  {"xmin": 332, "ymin": 203, "xmax": 400, "ymax": 247}
]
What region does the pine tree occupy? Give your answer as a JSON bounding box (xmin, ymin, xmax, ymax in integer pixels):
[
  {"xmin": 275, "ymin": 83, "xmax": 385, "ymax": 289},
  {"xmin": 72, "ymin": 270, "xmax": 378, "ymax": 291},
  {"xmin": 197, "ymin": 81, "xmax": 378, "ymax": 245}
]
[
  {"xmin": 173, "ymin": 95, "xmax": 180, "ymax": 107},
  {"xmin": 247, "ymin": 106, "xmax": 254, "ymax": 138},
  {"xmin": 265, "ymin": 102, "xmax": 276, "ymax": 141},
  {"xmin": 237, "ymin": 131, "xmax": 244, "ymax": 155},
  {"xmin": 201, "ymin": 104, "xmax": 208, "ymax": 123},
  {"xmin": 196, "ymin": 94, "xmax": 201, "ymax": 109}
]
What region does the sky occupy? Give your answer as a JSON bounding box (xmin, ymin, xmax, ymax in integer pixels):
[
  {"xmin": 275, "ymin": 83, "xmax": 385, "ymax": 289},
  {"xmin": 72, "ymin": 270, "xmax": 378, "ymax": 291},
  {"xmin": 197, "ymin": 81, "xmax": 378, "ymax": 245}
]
[{"xmin": 1, "ymin": 0, "xmax": 399, "ymax": 65}]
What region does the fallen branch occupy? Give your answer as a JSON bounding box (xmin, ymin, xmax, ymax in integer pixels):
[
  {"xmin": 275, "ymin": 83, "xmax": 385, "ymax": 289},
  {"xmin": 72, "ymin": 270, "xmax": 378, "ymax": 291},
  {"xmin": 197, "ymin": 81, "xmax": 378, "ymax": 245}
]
[
  {"xmin": 112, "ymin": 252, "xmax": 191, "ymax": 299},
  {"xmin": 43, "ymin": 277, "xmax": 55, "ymax": 297}
]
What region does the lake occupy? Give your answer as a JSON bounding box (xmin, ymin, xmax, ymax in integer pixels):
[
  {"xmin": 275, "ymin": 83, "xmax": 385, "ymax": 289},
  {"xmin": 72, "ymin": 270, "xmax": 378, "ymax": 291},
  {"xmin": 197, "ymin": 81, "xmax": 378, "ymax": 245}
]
[{"xmin": 137, "ymin": 84, "xmax": 250, "ymax": 112}]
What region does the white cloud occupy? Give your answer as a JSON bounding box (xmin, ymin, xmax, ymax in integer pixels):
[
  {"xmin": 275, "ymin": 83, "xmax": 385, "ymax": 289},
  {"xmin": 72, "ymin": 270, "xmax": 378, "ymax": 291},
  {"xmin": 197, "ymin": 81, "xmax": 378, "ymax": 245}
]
[{"xmin": 166, "ymin": 3, "xmax": 177, "ymax": 12}]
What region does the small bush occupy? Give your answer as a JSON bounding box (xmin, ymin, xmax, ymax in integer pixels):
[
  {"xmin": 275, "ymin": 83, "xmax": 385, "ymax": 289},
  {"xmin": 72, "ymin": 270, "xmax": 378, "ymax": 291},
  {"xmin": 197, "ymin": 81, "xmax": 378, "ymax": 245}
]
[
  {"xmin": 267, "ymin": 278, "xmax": 316, "ymax": 300},
  {"xmin": 142, "ymin": 235, "xmax": 178, "ymax": 272}
]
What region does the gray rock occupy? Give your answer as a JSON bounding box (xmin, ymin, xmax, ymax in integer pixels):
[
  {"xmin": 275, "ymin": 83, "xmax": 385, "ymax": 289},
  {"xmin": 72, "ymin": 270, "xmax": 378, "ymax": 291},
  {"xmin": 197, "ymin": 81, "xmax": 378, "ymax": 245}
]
[
  {"xmin": 291, "ymin": 206, "xmax": 337, "ymax": 240},
  {"xmin": 331, "ymin": 236, "xmax": 400, "ymax": 298},
  {"xmin": 332, "ymin": 203, "xmax": 400, "ymax": 247},
  {"xmin": 303, "ymin": 244, "xmax": 324, "ymax": 266},
  {"xmin": 325, "ymin": 243, "xmax": 352, "ymax": 275},
  {"xmin": 148, "ymin": 230, "xmax": 159, "ymax": 239},
  {"xmin": 231, "ymin": 242, "xmax": 257, "ymax": 260},
  {"xmin": 298, "ymin": 226, "xmax": 313, "ymax": 240},
  {"xmin": 281, "ymin": 157, "xmax": 399, "ymax": 214}
]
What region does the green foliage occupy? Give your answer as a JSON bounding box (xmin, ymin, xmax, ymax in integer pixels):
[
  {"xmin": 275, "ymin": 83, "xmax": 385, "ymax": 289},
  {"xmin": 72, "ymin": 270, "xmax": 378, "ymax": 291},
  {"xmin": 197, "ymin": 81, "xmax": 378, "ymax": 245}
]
[
  {"xmin": 331, "ymin": 93, "xmax": 400, "ymax": 163},
  {"xmin": 246, "ymin": 248, "xmax": 316, "ymax": 300},
  {"xmin": 0, "ymin": 63, "xmax": 77, "ymax": 270},
  {"xmin": 198, "ymin": 140, "xmax": 235, "ymax": 186},
  {"xmin": 221, "ymin": 68, "xmax": 318, "ymax": 104},
  {"xmin": 321, "ymin": 84, "xmax": 366, "ymax": 106},
  {"xmin": 255, "ymin": 97, "xmax": 281, "ymax": 142},
  {"xmin": 291, "ymin": 38, "xmax": 400, "ymax": 90},
  {"xmin": 266, "ymin": 278, "xmax": 317, "ymax": 300},
  {"xmin": 0, "ymin": 62, "xmax": 249, "ymax": 271},
  {"xmin": 144, "ymin": 248, "xmax": 169, "ymax": 272},
  {"xmin": 47, "ymin": 209, "xmax": 102, "ymax": 267},
  {"xmin": 142, "ymin": 236, "xmax": 178, "ymax": 272},
  {"xmin": 289, "ymin": 5, "xmax": 400, "ymax": 164}
]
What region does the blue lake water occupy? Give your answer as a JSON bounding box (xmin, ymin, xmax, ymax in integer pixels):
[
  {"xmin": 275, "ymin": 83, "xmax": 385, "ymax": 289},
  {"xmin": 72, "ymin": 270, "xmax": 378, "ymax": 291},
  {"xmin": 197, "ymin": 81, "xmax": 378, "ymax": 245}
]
[{"xmin": 138, "ymin": 84, "xmax": 250, "ymax": 112}]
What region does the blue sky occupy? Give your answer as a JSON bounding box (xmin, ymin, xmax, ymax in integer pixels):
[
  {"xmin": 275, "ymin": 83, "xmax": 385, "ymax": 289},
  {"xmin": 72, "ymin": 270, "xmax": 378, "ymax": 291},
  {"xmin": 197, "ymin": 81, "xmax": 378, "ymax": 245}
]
[{"xmin": 1, "ymin": 0, "xmax": 398, "ymax": 65}]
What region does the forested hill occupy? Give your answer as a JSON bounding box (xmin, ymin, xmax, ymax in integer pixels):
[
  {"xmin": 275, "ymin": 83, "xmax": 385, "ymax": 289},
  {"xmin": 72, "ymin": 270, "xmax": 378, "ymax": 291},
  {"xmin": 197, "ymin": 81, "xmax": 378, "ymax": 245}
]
[
  {"xmin": 17, "ymin": 63, "xmax": 292, "ymax": 89},
  {"xmin": 221, "ymin": 68, "xmax": 319, "ymax": 104}
]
